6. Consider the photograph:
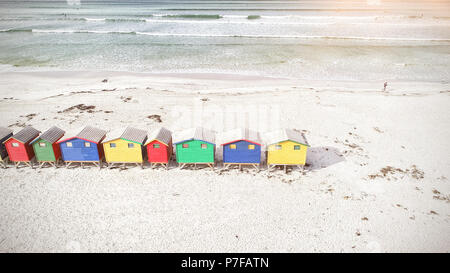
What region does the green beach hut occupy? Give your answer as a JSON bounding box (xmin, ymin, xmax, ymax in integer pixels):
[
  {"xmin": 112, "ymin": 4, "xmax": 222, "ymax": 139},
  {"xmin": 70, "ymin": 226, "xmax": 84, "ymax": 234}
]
[
  {"xmin": 174, "ymin": 127, "xmax": 215, "ymax": 170},
  {"xmin": 31, "ymin": 126, "xmax": 65, "ymax": 168}
]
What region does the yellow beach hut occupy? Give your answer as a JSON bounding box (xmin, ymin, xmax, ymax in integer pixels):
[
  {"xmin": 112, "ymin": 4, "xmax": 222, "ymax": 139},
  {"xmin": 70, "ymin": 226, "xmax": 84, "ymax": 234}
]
[
  {"xmin": 103, "ymin": 127, "xmax": 147, "ymax": 168},
  {"xmin": 265, "ymin": 129, "xmax": 309, "ymax": 172}
]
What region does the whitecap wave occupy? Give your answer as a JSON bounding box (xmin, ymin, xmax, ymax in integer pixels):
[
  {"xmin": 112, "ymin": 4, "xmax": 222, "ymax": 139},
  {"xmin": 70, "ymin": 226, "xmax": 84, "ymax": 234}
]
[{"xmin": 1, "ymin": 29, "xmax": 447, "ymax": 42}]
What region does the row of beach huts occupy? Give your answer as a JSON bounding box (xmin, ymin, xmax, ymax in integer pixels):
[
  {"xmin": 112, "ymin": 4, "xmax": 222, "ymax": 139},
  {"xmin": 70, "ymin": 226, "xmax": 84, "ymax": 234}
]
[{"xmin": 0, "ymin": 126, "xmax": 309, "ymax": 171}]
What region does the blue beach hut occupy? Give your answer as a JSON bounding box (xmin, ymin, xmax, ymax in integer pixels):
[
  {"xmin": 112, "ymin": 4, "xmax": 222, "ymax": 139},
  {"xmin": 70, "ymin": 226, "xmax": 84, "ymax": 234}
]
[
  {"xmin": 57, "ymin": 126, "xmax": 107, "ymax": 168},
  {"xmin": 221, "ymin": 128, "xmax": 262, "ymax": 170}
]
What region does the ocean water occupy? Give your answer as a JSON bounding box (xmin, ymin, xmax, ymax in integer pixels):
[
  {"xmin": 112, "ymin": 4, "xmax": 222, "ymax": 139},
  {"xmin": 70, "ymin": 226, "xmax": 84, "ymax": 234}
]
[{"xmin": 0, "ymin": 0, "xmax": 449, "ymax": 81}]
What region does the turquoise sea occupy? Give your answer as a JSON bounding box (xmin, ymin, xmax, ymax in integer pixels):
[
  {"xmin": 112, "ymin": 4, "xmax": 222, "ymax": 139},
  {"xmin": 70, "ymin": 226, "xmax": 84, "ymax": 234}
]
[{"xmin": 0, "ymin": 0, "xmax": 449, "ymax": 81}]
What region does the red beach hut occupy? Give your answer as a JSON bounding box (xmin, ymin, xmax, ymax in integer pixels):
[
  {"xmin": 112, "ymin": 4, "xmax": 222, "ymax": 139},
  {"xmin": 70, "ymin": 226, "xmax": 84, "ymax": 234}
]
[
  {"xmin": 4, "ymin": 126, "xmax": 41, "ymax": 168},
  {"xmin": 145, "ymin": 127, "xmax": 172, "ymax": 169}
]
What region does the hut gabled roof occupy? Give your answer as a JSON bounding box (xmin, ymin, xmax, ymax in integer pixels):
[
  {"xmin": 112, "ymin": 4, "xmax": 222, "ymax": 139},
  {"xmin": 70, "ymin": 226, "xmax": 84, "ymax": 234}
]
[
  {"xmin": 32, "ymin": 126, "xmax": 65, "ymax": 144},
  {"xmin": 103, "ymin": 128, "xmax": 126, "ymax": 144},
  {"xmin": 0, "ymin": 127, "xmax": 13, "ymax": 140},
  {"xmin": 6, "ymin": 126, "xmax": 40, "ymax": 143},
  {"xmin": 173, "ymin": 127, "xmax": 215, "ymax": 145},
  {"xmin": 121, "ymin": 127, "xmax": 147, "ymax": 145},
  {"xmin": 264, "ymin": 129, "xmax": 309, "ymax": 147},
  {"xmin": 103, "ymin": 127, "xmax": 147, "ymax": 145},
  {"xmin": 145, "ymin": 127, "xmax": 172, "ymax": 146},
  {"xmin": 76, "ymin": 126, "xmax": 107, "ymax": 143},
  {"xmin": 220, "ymin": 128, "xmax": 261, "ymax": 146}
]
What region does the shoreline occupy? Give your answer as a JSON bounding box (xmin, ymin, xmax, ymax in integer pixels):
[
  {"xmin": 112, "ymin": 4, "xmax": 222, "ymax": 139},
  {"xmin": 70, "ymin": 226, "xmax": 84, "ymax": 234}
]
[
  {"xmin": 0, "ymin": 70, "xmax": 292, "ymax": 81},
  {"xmin": 0, "ymin": 70, "xmax": 448, "ymax": 96}
]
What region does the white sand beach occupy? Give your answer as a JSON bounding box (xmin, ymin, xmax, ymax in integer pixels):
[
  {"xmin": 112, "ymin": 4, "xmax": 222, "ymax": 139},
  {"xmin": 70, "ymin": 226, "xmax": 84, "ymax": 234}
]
[{"xmin": 0, "ymin": 71, "xmax": 449, "ymax": 252}]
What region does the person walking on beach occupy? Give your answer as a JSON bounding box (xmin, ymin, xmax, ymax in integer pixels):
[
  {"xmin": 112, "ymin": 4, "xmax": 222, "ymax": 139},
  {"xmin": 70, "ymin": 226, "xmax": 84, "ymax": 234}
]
[{"xmin": 383, "ymin": 82, "xmax": 388, "ymax": 92}]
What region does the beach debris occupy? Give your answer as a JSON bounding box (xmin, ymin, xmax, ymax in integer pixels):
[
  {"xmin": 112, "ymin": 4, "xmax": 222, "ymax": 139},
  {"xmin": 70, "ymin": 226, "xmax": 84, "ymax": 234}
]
[
  {"xmin": 361, "ymin": 217, "xmax": 369, "ymax": 221},
  {"xmin": 8, "ymin": 122, "xmax": 26, "ymax": 128},
  {"xmin": 432, "ymin": 189, "xmax": 449, "ymax": 202},
  {"xmin": 410, "ymin": 165, "xmax": 424, "ymax": 179},
  {"xmin": 147, "ymin": 115, "xmax": 162, "ymax": 123},
  {"xmin": 69, "ymin": 115, "xmax": 79, "ymax": 124},
  {"xmin": 19, "ymin": 113, "xmax": 36, "ymax": 121},
  {"xmin": 368, "ymin": 165, "xmax": 424, "ymax": 181},
  {"xmin": 200, "ymin": 98, "xmax": 209, "ymax": 102},
  {"xmin": 58, "ymin": 104, "xmax": 96, "ymax": 113},
  {"xmin": 102, "ymin": 79, "xmax": 108, "ymax": 83},
  {"xmin": 373, "ymin": 127, "xmax": 384, "ymax": 133},
  {"xmin": 121, "ymin": 96, "xmax": 132, "ymax": 102},
  {"xmin": 429, "ymin": 210, "xmax": 439, "ymax": 215},
  {"xmin": 334, "ymin": 138, "xmax": 364, "ymax": 156},
  {"xmin": 70, "ymin": 91, "xmax": 93, "ymax": 95},
  {"xmin": 381, "ymin": 166, "xmax": 405, "ymax": 176},
  {"xmin": 281, "ymin": 178, "xmax": 294, "ymax": 184}
]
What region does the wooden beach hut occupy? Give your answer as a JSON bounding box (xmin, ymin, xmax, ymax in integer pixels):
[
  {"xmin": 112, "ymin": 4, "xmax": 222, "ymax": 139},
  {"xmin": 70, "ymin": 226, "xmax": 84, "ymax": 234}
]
[
  {"xmin": 0, "ymin": 127, "xmax": 13, "ymax": 168},
  {"xmin": 221, "ymin": 128, "xmax": 262, "ymax": 170},
  {"xmin": 4, "ymin": 126, "xmax": 40, "ymax": 168},
  {"xmin": 57, "ymin": 126, "xmax": 106, "ymax": 168},
  {"xmin": 103, "ymin": 127, "xmax": 148, "ymax": 168},
  {"xmin": 31, "ymin": 126, "xmax": 65, "ymax": 168},
  {"xmin": 265, "ymin": 129, "xmax": 310, "ymax": 173},
  {"xmin": 145, "ymin": 127, "xmax": 172, "ymax": 169},
  {"xmin": 174, "ymin": 127, "xmax": 215, "ymax": 170}
]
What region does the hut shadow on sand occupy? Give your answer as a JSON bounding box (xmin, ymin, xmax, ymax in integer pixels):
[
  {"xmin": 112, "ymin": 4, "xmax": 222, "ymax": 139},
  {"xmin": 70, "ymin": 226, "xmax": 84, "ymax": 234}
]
[{"xmin": 305, "ymin": 146, "xmax": 345, "ymax": 171}]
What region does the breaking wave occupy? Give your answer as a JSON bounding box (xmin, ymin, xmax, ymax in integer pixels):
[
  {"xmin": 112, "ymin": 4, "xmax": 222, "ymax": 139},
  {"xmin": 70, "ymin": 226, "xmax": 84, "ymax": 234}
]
[
  {"xmin": 0, "ymin": 29, "xmax": 32, "ymax": 33},
  {"xmin": 2, "ymin": 28, "xmax": 448, "ymax": 42},
  {"xmin": 155, "ymin": 14, "xmax": 222, "ymax": 19}
]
